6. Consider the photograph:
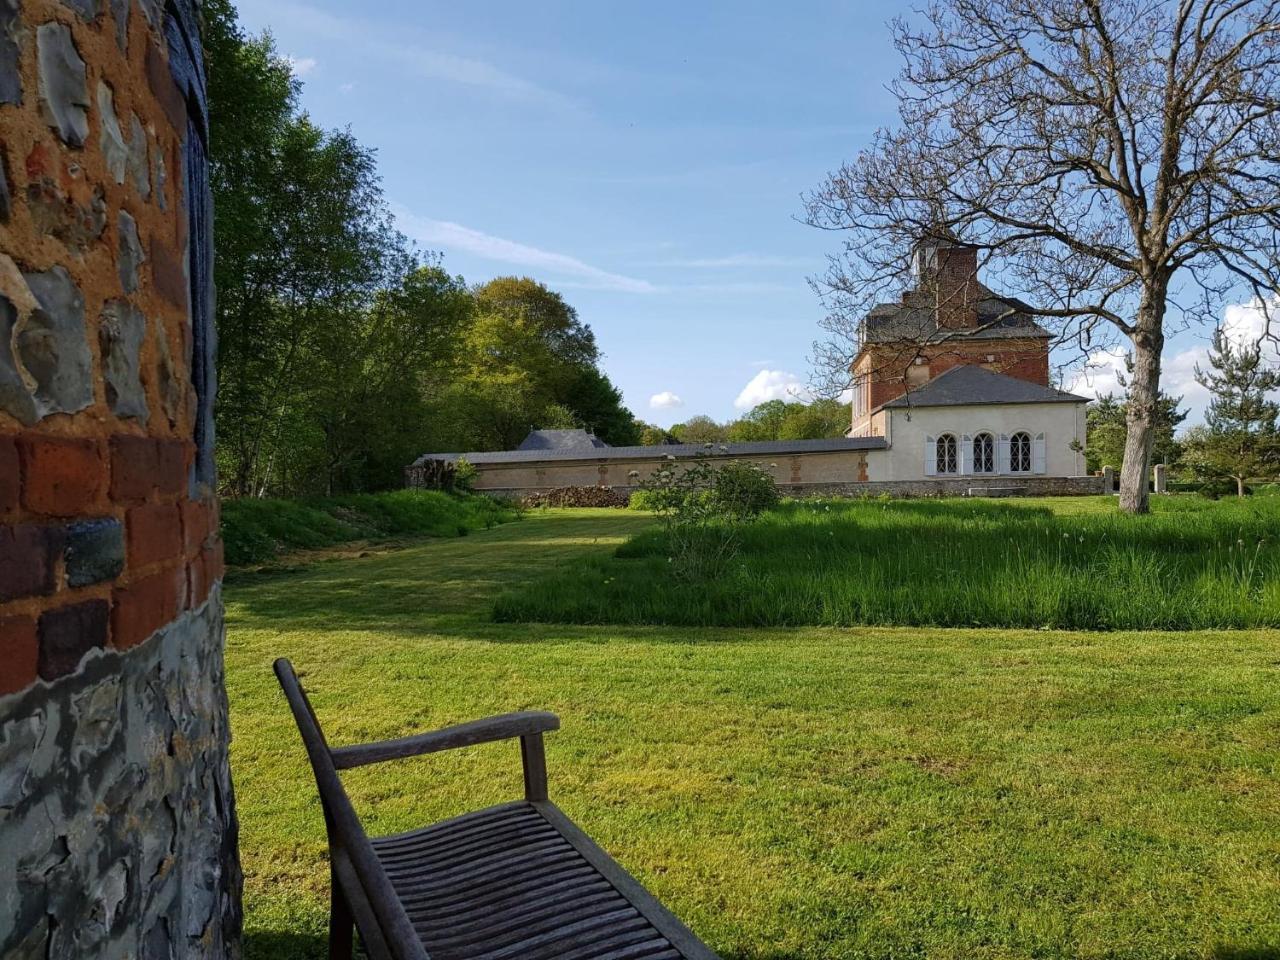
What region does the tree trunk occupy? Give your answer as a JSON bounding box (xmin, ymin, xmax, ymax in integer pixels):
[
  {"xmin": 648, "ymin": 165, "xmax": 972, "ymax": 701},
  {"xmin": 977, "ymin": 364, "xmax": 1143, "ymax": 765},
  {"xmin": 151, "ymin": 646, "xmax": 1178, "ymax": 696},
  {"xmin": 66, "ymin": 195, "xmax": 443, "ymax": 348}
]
[
  {"xmin": 1237, "ymin": 475, "xmax": 1245, "ymax": 498},
  {"xmin": 1119, "ymin": 298, "xmax": 1166, "ymax": 514}
]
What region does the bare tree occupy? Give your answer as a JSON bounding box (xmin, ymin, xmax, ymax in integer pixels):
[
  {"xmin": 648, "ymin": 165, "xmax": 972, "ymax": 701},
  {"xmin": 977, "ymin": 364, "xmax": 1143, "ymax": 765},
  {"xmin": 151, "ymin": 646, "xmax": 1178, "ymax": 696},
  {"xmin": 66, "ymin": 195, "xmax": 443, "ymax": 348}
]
[{"xmin": 805, "ymin": 0, "xmax": 1280, "ymax": 513}]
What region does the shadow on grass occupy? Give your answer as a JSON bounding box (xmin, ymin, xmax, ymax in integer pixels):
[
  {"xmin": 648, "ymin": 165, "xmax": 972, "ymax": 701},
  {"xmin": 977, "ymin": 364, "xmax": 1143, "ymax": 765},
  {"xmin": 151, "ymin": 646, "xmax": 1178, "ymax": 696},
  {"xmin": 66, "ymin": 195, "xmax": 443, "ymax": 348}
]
[
  {"xmin": 1213, "ymin": 948, "xmax": 1280, "ymax": 960},
  {"xmin": 243, "ymin": 930, "xmax": 327, "ymax": 960}
]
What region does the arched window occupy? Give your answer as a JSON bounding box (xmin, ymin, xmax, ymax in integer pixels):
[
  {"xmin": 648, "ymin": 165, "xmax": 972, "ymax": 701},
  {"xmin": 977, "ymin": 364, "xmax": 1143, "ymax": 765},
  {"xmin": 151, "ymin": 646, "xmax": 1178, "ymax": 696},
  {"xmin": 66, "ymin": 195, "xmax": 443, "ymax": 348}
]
[
  {"xmin": 973, "ymin": 432, "xmax": 995, "ymax": 473},
  {"xmin": 1010, "ymin": 431, "xmax": 1032, "ymax": 473},
  {"xmin": 936, "ymin": 433, "xmax": 958, "ymax": 474}
]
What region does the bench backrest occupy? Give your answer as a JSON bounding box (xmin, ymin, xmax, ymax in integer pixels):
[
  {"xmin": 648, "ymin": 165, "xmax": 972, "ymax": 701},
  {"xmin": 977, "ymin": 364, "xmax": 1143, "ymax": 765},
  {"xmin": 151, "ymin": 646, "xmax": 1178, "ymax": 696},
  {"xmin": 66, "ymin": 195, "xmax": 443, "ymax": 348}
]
[{"xmin": 274, "ymin": 658, "xmax": 430, "ymax": 960}]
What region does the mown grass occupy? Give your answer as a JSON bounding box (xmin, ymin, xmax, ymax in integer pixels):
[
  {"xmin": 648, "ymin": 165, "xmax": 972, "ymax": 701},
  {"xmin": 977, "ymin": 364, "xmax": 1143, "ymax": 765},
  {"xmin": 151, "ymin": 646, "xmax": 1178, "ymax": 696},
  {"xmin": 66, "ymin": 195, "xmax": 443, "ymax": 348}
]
[
  {"xmin": 224, "ymin": 509, "xmax": 1280, "ymax": 960},
  {"xmin": 220, "ymin": 488, "xmax": 517, "ymax": 565},
  {"xmin": 495, "ymin": 496, "xmax": 1280, "ymax": 631}
]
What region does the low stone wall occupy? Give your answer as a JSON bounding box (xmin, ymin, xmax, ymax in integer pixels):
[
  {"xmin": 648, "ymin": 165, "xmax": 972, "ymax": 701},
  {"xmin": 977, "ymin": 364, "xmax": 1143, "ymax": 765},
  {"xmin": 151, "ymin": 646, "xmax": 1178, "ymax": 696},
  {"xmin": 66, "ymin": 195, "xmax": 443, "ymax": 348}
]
[
  {"xmin": 478, "ymin": 474, "xmax": 1106, "ymax": 501},
  {"xmin": 0, "ymin": 588, "xmax": 239, "ymax": 959},
  {"xmin": 786, "ymin": 475, "xmax": 1107, "ymax": 498}
]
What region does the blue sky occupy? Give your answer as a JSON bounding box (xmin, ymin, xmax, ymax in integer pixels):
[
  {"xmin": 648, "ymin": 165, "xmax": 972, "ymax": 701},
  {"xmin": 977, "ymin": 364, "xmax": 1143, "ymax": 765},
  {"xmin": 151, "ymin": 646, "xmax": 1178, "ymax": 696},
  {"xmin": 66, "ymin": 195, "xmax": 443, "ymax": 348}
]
[{"xmin": 235, "ymin": 0, "xmax": 1252, "ymax": 428}]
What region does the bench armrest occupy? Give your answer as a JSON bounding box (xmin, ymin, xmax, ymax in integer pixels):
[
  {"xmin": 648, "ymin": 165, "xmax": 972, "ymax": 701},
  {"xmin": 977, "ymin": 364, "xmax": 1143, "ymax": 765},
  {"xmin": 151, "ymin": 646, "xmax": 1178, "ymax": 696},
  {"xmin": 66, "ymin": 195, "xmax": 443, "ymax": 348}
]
[{"xmin": 330, "ymin": 711, "xmax": 560, "ymax": 770}]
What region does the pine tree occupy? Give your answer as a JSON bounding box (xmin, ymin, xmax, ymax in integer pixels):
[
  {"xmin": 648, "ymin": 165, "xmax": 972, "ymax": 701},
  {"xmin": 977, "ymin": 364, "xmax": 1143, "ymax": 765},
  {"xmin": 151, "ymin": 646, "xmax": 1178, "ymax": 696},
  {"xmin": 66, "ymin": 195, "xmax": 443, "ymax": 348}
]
[{"xmin": 1186, "ymin": 330, "xmax": 1280, "ymax": 496}]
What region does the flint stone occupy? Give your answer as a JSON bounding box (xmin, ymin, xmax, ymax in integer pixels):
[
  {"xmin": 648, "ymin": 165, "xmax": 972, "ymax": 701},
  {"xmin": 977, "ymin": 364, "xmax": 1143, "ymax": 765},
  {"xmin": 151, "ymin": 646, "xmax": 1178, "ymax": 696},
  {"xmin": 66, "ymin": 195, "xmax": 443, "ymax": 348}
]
[
  {"xmin": 99, "ymin": 300, "xmax": 148, "ymax": 421},
  {"xmin": 27, "ymin": 179, "xmax": 106, "ymax": 254},
  {"xmin": 19, "ymin": 267, "xmax": 94, "ymax": 415},
  {"xmin": 110, "ymin": 0, "xmax": 128, "ymax": 50},
  {"xmin": 153, "ymin": 324, "xmax": 182, "ymax": 426},
  {"xmin": 0, "ymin": 150, "xmax": 11, "ymax": 221},
  {"xmin": 0, "ymin": 293, "xmax": 39, "ymax": 425},
  {"xmin": 153, "ymin": 149, "xmax": 167, "ymax": 210},
  {"xmin": 0, "ymin": 590, "xmax": 242, "ymax": 959},
  {"xmin": 64, "ymin": 518, "xmax": 125, "ymax": 587},
  {"xmin": 70, "ymin": 677, "xmax": 120, "ymax": 770},
  {"xmin": 0, "ymin": 715, "xmax": 44, "ymax": 810},
  {"xmin": 61, "ymin": 0, "xmax": 100, "ymax": 20},
  {"xmin": 36, "ymin": 24, "xmax": 89, "ymax": 147},
  {"xmin": 128, "ymin": 115, "xmax": 150, "ymax": 198},
  {"xmin": 117, "ymin": 211, "xmax": 144, "ymax": 293},
  {"xmin": 97, "ymin": 83, "xmax": 127, "ymax": 184},
  {"xmin": 0, "ymin": 0, "xmax": 20, "ymax": 105}
]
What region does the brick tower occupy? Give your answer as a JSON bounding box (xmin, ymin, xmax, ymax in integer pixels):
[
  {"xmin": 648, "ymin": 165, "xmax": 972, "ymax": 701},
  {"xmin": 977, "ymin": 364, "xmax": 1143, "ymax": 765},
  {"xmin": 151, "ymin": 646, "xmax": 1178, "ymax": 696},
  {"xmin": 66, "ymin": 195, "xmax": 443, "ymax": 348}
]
[{"xmin": 0, "ymin": 0, "xmax": 241, "ymax": 956}]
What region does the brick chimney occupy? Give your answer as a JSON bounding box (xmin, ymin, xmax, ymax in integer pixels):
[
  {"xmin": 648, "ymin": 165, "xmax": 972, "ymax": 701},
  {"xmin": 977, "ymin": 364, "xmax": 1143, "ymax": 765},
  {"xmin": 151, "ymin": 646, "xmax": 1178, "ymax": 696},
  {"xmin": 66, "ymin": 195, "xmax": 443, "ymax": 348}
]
[{"xmin": 913, "ymin": 240, "xmax": 981, "ymax": 330}]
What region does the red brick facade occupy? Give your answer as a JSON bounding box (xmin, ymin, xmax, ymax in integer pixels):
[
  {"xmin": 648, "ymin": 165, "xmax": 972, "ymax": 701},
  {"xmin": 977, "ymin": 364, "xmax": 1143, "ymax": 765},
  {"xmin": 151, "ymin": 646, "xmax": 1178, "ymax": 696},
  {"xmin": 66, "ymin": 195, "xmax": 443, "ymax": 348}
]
[
  {"xmin": 0, "ymin": 0, "xmax": 223, "ymax": 698},
  {"xmin": 849, "ymin": 243, "xmax": 1050, "ymax": 430}
]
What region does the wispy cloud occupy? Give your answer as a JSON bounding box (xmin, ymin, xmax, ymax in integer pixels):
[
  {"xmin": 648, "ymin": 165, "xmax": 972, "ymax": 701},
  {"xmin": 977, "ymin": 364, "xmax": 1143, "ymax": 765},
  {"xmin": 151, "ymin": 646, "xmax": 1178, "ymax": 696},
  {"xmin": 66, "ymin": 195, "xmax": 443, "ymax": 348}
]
[
  {"xmin": 285, "ymin": 54, "xmax": 317, "ymax": 76},
  {"xmin": 734, "ymin": 369, "xmax": 812, "ymax": 410},
  {"xmin": 649, "ymin": 391, "xmax": 684, "ymax": 410},
  {"xmin": 395, "ymin": 206, "xmax": 656, "ymax": 294},
  {"xmin": 259, "ymin": 0, "xmax": 578, "ymax": 111},
  {"xmin": 650, "ymin": 253, "xmax": 812, "ymax": 269}
]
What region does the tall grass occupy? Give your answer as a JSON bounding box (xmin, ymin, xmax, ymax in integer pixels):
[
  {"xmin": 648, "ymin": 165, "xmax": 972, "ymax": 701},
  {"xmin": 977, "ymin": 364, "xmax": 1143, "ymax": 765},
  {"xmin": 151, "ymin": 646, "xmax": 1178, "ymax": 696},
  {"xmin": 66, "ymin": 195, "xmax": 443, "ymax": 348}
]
[
  {"xmin": 222, "ymin": 489, "xmax": 517, "ymax": 566},
  {"xmin": 494, "ymin": 496, "xmax": 1280, "ymax": 630}
]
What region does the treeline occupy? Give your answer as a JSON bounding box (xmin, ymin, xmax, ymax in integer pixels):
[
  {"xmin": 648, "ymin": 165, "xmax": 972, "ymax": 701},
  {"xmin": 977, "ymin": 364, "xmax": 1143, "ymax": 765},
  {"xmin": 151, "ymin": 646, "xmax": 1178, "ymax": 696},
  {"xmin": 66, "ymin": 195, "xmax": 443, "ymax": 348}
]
[
  {"xmin": 638, "ymin": 399, "xmax": 849, "ymax": 446},
  {"xmin": 206, "ymin": 2, "xmax": 637, "ymax": 497}
]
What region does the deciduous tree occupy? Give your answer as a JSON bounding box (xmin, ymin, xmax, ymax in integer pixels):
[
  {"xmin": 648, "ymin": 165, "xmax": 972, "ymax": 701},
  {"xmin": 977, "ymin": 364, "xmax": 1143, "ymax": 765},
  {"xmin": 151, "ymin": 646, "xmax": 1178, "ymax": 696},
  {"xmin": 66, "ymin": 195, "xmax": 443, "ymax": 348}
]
[{"xmin": 806, "ymin": 0, "xmax": 1280, "ymax": 513}]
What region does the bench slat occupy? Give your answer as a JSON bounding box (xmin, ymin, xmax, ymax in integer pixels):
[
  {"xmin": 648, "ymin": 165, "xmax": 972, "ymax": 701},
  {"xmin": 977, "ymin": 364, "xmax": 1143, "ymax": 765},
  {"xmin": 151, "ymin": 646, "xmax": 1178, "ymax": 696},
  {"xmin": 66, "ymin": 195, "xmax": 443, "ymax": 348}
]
[{"xmin": 367, "ymin": 801, "xmax": 717, "ymax": 960}]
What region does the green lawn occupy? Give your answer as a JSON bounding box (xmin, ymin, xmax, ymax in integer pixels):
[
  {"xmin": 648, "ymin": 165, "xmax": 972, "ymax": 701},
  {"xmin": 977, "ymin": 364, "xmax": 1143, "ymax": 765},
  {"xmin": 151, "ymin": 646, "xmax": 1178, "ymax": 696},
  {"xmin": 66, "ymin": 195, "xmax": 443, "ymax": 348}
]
[
  {"xmin": 226, "ymin": 506, "xmax": 1280, "ymax": 960},
  {"xmin": 497, "ymin": 496, "xmax": 1280, "ymax": 630}
]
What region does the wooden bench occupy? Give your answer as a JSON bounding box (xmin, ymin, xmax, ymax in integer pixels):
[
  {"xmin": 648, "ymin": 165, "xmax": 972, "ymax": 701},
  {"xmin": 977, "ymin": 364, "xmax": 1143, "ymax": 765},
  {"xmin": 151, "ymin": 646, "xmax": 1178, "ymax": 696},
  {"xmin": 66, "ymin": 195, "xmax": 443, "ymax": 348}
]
[{"xmin": 275, "ymin": 659, "xmax": 721, "ymax": 960}]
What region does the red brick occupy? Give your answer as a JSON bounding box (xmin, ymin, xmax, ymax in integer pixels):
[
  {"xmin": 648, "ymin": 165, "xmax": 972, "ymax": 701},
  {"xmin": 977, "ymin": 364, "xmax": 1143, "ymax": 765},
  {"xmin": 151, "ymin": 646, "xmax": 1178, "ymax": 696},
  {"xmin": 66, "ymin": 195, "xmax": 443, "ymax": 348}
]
[
  {"xmin": 146, "ymin": 41, "xmax": 188, "ymax": 134},
  {"xmin": 18, "ymin": 435, "xmax": 105, "ymax": 516},
  {"xmin": 207, "ymin": 537, "xmax": 224, "ymax": 581},
  {"xmin": 0, "ymin": 435, "xmax": 18, "ymax": 514},
  {"xmin": 180, "ymin": 499, "xmax": 211, "ymax": 556},
  {"xmin": 151, "ymin": 236, "xmax": 187, "ymax": 309},
  {"xmin": 187, "ymin": 538, "xmax": 225, "ymax": 609},
  {"xmin": 155, "ymin": 440, "xmax": 192, "ymax": 497},
  {"xmin": 126, "ymin": 502, "xmax": 183, "ymax": 569},
  {"xmin": 111, "ymin": 567, "xmax": 182, "ymax": 650},
  {"xmin": 0, "ymin": 523, "xmax": 64, "ymax": 602},
  {"xmin": 0, "ymin": 615, "xmax": 38, "ymax": 695},
  {"xmin": 38, "ymin": 599, "xmax": 108, "ymax": 680},
  {"xmin": 109, "ymin": 434, "xmax": 159, "ymax": 502}
]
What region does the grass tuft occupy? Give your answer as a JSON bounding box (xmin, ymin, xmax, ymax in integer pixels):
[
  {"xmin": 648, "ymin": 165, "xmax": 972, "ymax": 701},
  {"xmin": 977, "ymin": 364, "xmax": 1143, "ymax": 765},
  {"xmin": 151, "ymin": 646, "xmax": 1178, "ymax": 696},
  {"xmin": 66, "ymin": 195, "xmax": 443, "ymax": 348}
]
[{"xmin": 495, "ymin": 496, "xmax": 1280, "ymax": 630}]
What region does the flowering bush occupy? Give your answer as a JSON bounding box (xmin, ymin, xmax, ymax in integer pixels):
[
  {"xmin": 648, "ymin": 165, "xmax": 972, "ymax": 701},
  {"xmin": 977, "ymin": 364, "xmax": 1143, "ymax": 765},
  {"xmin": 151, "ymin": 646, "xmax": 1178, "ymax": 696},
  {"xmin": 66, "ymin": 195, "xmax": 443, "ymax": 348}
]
[{"xmin": 635, "ymin": 451, "xmax": 779, "ymax": 580}]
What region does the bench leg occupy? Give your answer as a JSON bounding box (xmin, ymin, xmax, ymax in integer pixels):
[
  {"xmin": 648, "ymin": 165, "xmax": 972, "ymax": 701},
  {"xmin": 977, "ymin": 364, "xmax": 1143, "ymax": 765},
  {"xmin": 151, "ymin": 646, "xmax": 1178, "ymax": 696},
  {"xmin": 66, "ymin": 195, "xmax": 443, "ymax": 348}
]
[{"xmin": 329, "ymin": 872, "xmax": 354, "ymax": 960}]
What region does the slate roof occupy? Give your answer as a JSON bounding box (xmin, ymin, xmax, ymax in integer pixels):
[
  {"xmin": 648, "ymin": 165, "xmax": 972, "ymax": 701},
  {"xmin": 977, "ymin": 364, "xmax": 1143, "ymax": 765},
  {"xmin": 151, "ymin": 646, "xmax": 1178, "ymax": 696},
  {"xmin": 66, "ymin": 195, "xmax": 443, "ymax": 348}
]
[
  {"xmin": 881, "ymin": 365, "xmax": 1090, "ymax": 409},
  {"xmin": 414, "ymin": 436, "xmax": 888, "ymax": 467},
  {"xmin": 516, "ymin": 429, "xmax": 610, "ymax": 452},
  {"xmin": 864, "ymin": 285, "xmax": 1050, "ymax": 344}
]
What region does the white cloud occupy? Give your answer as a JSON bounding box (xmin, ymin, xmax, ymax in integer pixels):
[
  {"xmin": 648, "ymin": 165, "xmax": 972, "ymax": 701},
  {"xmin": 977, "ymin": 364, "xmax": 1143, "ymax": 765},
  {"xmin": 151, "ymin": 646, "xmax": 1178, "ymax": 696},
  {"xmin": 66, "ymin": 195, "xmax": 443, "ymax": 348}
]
[
  {"xmin": 339, "ymin": 82, "xmax": 355, "ymax": 94},
  {"xmin": 734, "ymin": 369, "xmax": 813, "ymax": 410},
  {"xmin": 651, "ymin": 253, "xmax": 812, "ymax": 269},
  {"xmin": 285, "ymin": 55, "xmax": 317, "ymax": 76},
  {"xmin": 394, "ymin": 206, "xmax": 656, "ymax": 294},
  {"xmin": 649, "ymin": 391, "xmax": 684, "ymax": 410},
  {"xmin": 1064, "ymin": 348, "xmax": 1130, "ymax": 400},
  {"xmin": 1064, "ymin": 298, "xmax": 1280, "ymax": 425},
  {"xmin": 261, "ymin": 0, "xmax": 578, "ymax": 111}
]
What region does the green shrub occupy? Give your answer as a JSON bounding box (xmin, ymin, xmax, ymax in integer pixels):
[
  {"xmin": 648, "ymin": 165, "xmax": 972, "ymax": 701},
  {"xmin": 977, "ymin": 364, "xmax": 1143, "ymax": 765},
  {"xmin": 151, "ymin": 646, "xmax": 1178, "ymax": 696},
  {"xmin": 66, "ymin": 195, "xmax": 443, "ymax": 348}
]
[
  {"xmin": 633, "ymin": 455, "xmax": 779, "ymax": 580},
  {"xmin": 221, "ymin": 489, "xmax": 517, "ymax": 566},
  {"xmin": 453, "ymin": 457, "xmax": 478, "ymax": 492},
  {"xmin": 627, "ymin": 488, "xmax": 663, "ymax": 511}
]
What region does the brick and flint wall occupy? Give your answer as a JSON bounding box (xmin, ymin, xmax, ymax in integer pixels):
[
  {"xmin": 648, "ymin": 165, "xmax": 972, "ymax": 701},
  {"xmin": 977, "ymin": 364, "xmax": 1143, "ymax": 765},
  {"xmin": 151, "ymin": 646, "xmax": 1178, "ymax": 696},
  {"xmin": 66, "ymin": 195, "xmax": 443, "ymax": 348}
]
[{"xmin": 0, "ymin": 0, "xmax": 241, "ymax": 956}]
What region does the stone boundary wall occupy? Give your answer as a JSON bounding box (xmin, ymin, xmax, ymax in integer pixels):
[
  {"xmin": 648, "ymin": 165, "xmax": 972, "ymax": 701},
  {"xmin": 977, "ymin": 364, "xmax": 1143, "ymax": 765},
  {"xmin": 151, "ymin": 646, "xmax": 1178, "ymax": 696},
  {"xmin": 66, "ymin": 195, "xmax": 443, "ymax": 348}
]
[
  {"xmin": 782, "ymin": 475, "xmax": 1107, "ymax": 498},
  {"xmin": 476, "ymin": 474, "xmax": 1107, "ymax": 501},
  {"xmin": 0, "ymin": 0, "xmax": 240, "ymax": 955}
]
